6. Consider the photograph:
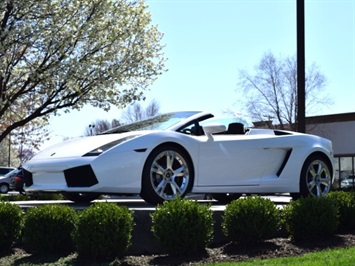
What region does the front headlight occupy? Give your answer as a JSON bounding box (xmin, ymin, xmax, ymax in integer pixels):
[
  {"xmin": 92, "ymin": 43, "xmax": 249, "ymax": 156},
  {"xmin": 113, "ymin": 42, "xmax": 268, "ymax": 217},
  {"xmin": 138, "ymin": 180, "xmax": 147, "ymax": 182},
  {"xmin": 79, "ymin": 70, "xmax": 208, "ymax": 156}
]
[{"xmin": 83, "ymin": 136, "xmax": 137, "ymax": 157}]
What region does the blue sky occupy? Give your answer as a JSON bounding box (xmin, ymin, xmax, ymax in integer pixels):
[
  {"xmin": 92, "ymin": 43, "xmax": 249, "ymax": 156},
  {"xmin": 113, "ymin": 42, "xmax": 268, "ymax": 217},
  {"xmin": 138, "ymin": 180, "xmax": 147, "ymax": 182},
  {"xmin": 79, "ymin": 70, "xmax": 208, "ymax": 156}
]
[{"xmin": 46, "ymin": 0, "xmax": 355, "ymax": 147}]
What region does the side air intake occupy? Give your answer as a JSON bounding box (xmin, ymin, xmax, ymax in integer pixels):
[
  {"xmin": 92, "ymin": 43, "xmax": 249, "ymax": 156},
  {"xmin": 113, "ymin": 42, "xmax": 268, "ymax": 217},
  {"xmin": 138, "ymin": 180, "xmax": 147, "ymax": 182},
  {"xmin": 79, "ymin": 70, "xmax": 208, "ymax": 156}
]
[{"xmin": 276, "ymin": 149, "xmax": 293, "ymax": 177}]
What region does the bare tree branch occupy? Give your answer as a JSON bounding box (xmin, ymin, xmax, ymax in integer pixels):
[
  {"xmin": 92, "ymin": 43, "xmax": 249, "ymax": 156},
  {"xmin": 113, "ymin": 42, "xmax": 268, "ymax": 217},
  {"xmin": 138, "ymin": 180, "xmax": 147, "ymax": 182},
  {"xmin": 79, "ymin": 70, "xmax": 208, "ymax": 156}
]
[{"xmin": 237, "ymin": 52, "xmax": 331, "ymax": 130}]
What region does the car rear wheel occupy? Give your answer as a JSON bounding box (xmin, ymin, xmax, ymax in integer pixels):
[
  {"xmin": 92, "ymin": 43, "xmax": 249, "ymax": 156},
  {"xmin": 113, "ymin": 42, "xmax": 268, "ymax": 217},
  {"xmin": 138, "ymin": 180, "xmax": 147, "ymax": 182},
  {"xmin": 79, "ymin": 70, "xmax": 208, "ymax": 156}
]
[
  {"xmin": 0, "ymin": 183, "xmax": 9, "ymax": 194},
  {"xmin": 295, "ymin": 154, "xmax": 332, "ymax": 199},
  {"xmin": 209, "ymin": 193, "xmax": 242, "ymax": 203},
  {"xmin": 62, "ymin": 192, "xmax": 100, "ymax": 203},
  {"xmin": 140, "ymin": 145, "xmax": 194, "ymax": 205}
]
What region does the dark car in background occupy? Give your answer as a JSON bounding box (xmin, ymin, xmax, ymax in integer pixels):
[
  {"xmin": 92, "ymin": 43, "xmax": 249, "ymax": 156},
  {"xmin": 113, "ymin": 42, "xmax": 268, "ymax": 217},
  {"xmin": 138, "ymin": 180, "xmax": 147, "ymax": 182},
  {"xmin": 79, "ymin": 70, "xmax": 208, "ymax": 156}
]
[
  {"xmin": 0, "ymin": 168, "xmax": 21, "ymax": 194},
  {"xmin": 0, "ymin": 166, "xmax": 16, "ymax": 176},
  {"xmin": 9, "ymin": 168, "xmax": 25, "ymax": 194}
]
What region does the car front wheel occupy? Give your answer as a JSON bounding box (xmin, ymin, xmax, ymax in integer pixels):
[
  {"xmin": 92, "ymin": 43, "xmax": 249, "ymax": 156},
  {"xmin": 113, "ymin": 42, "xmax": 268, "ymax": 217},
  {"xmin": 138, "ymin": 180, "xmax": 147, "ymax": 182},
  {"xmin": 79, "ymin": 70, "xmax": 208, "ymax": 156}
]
[
  {"xmin": 297, "ymin": 154, "xmax": 332, "ymax": 199},
  {"xmin": 140, "ymin": 145, "xmax": 194, "ymax": 205},
  {"xmin": 0, "ymin": 183, "xmax": 9, "ymax": 194}
]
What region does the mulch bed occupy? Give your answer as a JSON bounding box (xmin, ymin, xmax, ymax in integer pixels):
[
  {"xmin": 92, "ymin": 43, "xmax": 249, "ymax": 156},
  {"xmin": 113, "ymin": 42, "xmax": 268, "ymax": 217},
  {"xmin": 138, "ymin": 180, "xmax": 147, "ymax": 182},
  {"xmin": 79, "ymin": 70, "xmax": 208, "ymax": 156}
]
[
  {"xmin": 118, "ymin": 233, "xmax": 355, "ymax": 265},
  {"xmin": 5, "ymin": 232, "xmax": 355, "ymax": 265}
]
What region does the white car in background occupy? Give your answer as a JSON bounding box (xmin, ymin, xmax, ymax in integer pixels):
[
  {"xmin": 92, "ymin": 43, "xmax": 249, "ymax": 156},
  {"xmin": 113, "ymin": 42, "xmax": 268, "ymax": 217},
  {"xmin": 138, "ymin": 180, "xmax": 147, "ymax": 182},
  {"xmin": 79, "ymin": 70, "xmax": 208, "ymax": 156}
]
[
  {"xmin": 23, "ymin": 111, "xmax": 334, "ymax": 205},
  {"xmin": 341, "ymin": 175, "xmax": 355, "ymax": 190}
]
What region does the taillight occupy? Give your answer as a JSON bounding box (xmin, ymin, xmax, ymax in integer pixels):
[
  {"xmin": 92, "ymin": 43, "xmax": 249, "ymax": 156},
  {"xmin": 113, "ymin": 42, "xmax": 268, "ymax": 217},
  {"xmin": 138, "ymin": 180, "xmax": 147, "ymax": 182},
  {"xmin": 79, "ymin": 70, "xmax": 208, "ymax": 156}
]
[{"xmin": 14, "ymin": 177, "xmax": 21, "ymax": 182}]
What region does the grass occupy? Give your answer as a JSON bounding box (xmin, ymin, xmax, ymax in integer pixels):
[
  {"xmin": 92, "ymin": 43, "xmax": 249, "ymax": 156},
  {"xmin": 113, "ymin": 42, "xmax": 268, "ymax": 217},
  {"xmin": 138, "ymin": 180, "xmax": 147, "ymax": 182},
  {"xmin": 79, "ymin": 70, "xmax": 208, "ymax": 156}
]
[
  {"xmin": 205, "ymin": 247, "xmax": 355, "ymax": 266},
  {"xmin": 1, "ymin": 247, "xmax": 355, "ymax": 265}
]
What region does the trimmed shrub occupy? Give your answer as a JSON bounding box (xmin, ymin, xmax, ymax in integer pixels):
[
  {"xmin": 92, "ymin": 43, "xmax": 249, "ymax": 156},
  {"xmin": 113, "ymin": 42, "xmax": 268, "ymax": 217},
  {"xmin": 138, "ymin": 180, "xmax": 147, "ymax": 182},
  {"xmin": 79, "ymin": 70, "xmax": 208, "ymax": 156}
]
[
  {"xmin": 22, "ymin": 204, "xmax": 77, "ymax": 254},
  {"xmin": 0, "ymin": 194, "xmax": 31, "ymax": 202},
  {"xmin": 151, "ymin": 198, "xmax": 214, "ymax": 256},
  {"xmin": 222, "ymin": 196, "xmax": 280, "ymax": 244},
  {"xmin": 74, "ymin": 202, "xmax": 134, "ymax": 260},
  {"xmin": 0, "ymin": 202, "xmax": 23, "ymax": 251},
  {"xmin": 29, "ymin": 193, "xmax": 64, "ymax": 201},
  {"xmin": 283, "ymin": 196, "xmax": 339, "ymax": 242},
  {"xmin": 327, "ymin": 191, "xmax": 355, "ymax": 232},
  {"xmin": 0, "ymin": 193, "xmax": 63, "ymax": 202}
]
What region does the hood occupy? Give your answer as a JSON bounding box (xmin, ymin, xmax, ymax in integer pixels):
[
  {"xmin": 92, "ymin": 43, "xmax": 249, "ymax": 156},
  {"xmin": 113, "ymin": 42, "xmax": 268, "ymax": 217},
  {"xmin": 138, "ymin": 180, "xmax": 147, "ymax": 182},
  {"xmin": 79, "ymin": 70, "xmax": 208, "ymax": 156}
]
[{"xmin": 32, "ymin": 132, "xmax": 142, "ymax": 160}]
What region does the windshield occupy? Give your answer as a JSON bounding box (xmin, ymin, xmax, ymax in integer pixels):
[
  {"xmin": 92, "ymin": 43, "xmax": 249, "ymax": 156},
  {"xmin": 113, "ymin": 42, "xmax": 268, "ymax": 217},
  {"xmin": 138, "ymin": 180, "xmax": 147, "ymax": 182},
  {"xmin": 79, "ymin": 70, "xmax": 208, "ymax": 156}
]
[
  {"xmin": 4, "ymin": 168, "xmax": 19, "ymax": 178},
  {"xmin": 105, "ymin": 111, "xmax": 201, "ymax": 134}
]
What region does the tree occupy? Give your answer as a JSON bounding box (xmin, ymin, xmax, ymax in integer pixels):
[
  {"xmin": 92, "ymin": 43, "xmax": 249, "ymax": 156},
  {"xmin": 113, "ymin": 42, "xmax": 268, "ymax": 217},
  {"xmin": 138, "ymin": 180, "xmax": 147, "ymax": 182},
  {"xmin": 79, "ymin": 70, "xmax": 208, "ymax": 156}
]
[
  {"xmin": 145, "ymin": 99, "xmax": 160, "ymax": 118},
  {"xmin": 0, "ymin": 0, "xmax": 166, "ymax": 143},
  {"xmin": 83, "ymin": 100, "xmax": 159, "ymax": 136},
  {"xmin": 237, "ymin": 52, "xmax": 330, "ymax": 130},
  {"xmin": 121, "ymin": 99, "xmax": 160, "ymax": 124},
  {"xmin": 0, "ymin": 118, "xmax": 47, "ymax": 165},
  {"xmin": 84, "ymin": 119, "xmax": 121, "ymax": 136},
  {"xmin": 0, "ymin": 139, "xmax": 21, "ymax": 167},
  {"xmin": 14, "ymin": 119, "xmax": 50, "ymax": 163}
]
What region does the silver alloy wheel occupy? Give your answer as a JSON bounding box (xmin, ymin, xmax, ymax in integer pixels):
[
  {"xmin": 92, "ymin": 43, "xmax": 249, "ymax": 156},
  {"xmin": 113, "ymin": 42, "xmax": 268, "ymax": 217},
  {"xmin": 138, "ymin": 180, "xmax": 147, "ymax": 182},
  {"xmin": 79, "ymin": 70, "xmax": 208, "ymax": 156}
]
[
  {"xmin": 305, "ymin": 159, "xmax": 332, "ymax": 196},
  {"xmin": 149, "ymin": 150, "xmax": 190, "ymax": 201},
  {"xmin": 0, "ymin": 183, "xmax": 9, "ymax": 194}
]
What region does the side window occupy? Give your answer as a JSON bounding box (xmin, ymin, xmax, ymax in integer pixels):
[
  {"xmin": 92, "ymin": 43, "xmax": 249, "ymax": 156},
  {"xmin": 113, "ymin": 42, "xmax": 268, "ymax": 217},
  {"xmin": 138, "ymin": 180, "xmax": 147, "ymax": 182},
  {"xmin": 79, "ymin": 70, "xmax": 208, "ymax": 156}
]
[{"xmin": 178, "ymin": 122, "xmax": 204, "ymax": 136}]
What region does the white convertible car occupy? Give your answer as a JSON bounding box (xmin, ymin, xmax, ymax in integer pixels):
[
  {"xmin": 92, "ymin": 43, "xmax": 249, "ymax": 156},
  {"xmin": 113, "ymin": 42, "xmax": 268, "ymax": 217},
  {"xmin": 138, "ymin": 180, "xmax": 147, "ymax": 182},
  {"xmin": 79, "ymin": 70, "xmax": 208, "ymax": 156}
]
[{"xmin": 22, "ymin": 111, "xmax": 334, "ymax": 205}]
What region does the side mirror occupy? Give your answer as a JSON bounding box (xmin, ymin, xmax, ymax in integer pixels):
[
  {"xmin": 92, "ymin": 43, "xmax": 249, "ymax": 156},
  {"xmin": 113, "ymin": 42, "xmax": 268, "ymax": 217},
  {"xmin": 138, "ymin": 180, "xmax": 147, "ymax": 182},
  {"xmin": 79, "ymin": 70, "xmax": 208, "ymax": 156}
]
[{"xmin": 202, "ymin": 124, "xmax": 226, "ymax": 140}]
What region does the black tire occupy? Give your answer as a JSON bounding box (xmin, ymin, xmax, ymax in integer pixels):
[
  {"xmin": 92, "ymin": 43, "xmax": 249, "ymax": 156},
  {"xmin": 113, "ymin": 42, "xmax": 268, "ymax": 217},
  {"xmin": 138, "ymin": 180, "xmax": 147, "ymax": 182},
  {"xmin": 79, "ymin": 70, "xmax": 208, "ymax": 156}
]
[
  {"xmin": 290, "ymin": 193, "xmax": 301, "ymax": 200},
  {"xmin": 62, "ymin": 192, "xmax": 100, "ymax": 203},
  {"xmin": 140, "ymin": 145, "xmax": 194, "ymax": 205},
  {"xmin": 298, "ymin": 154, "xmax": 332, "ymax": 198},
  {"xmin": 210, "ymin": 193, "xmax": 242, "ymax": 203},
  {"xmin": 0, "ymin": 183, "xmax": 9, "ymax": 194}
]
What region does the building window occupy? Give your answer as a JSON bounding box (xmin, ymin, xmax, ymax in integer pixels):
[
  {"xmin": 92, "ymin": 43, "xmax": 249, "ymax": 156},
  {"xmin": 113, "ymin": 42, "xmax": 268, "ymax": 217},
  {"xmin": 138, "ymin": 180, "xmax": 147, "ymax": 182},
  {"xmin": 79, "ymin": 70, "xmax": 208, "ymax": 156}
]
[{"xmin": 334, "ymin": 155, "xmax": 355, "ymax": 191}]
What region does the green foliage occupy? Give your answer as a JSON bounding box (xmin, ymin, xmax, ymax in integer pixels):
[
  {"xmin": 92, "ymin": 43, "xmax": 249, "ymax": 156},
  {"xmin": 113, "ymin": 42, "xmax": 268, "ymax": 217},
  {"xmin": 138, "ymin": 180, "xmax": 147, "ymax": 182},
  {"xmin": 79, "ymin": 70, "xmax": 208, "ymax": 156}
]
[
  {"xmin": 29, "ymin": 193, "xmax": 64, "ymax": 201},
  {"xmin": 326, "ymin": 191, "xmax": 355, "ymax": 232},
  {"xmin": 151, "ymin": 198, "xmax": 214, "ymax": 256},
  {"xmin": 74, "ymin": 202, "xmax": 134, "ymax": 260},
  {"xmin": 283, "ymin": 196, "xmax": 339, "ymax": 242},
  {"xmin": 0, "ymin": 202, "xmax": 23, "ymax": 251},
  {"xmin": 0, "ymin": 141, "xmax": 21, "ymax": 166},
  {"xmin": 0, "ymin": 193, "xmax": 64, "ymax": 201},
  {"xmin": 22, "ymin": 204, "xmax": 77, "ymax": 254},
  {"xmin": 222, "ymin": 196, "xmax": 280, "ymax": 244},
  {"xmin": 0, "ymin": 194, "xmax": 31, "ymax": 202}
]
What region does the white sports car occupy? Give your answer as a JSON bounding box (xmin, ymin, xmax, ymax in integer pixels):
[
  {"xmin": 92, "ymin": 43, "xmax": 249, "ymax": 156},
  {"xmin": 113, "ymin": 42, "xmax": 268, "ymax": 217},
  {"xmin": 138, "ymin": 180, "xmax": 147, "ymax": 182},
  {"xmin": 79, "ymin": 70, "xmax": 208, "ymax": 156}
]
[{"xmin": 22, "ymin": 111, "xmax": 334, "ymax": 205}]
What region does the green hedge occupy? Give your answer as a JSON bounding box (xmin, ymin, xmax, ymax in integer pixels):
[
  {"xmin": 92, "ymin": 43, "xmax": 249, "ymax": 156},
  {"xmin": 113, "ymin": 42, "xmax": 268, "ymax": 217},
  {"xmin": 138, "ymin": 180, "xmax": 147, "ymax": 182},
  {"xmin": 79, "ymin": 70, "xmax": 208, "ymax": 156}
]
[
  {"xmin": 0, "ymin": 202, "xmax": 23, "ymax": 251},
  {"xmin": 74, "ymin": 202, "xmax": 134, "ymax": 260},
  {"xmin": 22, "ymin": 204, "xmax": 77, "ymax": 254},
  {"xmin": 326, "ymin": 191, "xmax": 355, "ymax": 232},
  {"xmin": 0, "ymin": 193, "xmax": 64, "ymax": 202},
  {"xmin": 2, "ymin": 193, "xmax": 355, "ymax": 258},
  {"xmin": 151, "ymin": 198, "xmax": 214, "ymax": 256},
  {"xmin": 283, "ymin": 196, "xmax": 339, "ymax": 241},
  {"xmin": 222, "ymin": 196, "xmax": 280, "ymax": 243}
]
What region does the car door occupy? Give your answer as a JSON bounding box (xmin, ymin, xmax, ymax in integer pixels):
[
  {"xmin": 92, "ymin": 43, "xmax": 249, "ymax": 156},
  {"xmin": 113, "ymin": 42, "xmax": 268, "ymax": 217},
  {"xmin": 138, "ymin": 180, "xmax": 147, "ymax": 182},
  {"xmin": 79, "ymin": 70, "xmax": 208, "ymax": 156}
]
[{"xmin": 196, "ymin": 135, "xmax": 287, "ymax": 186}]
